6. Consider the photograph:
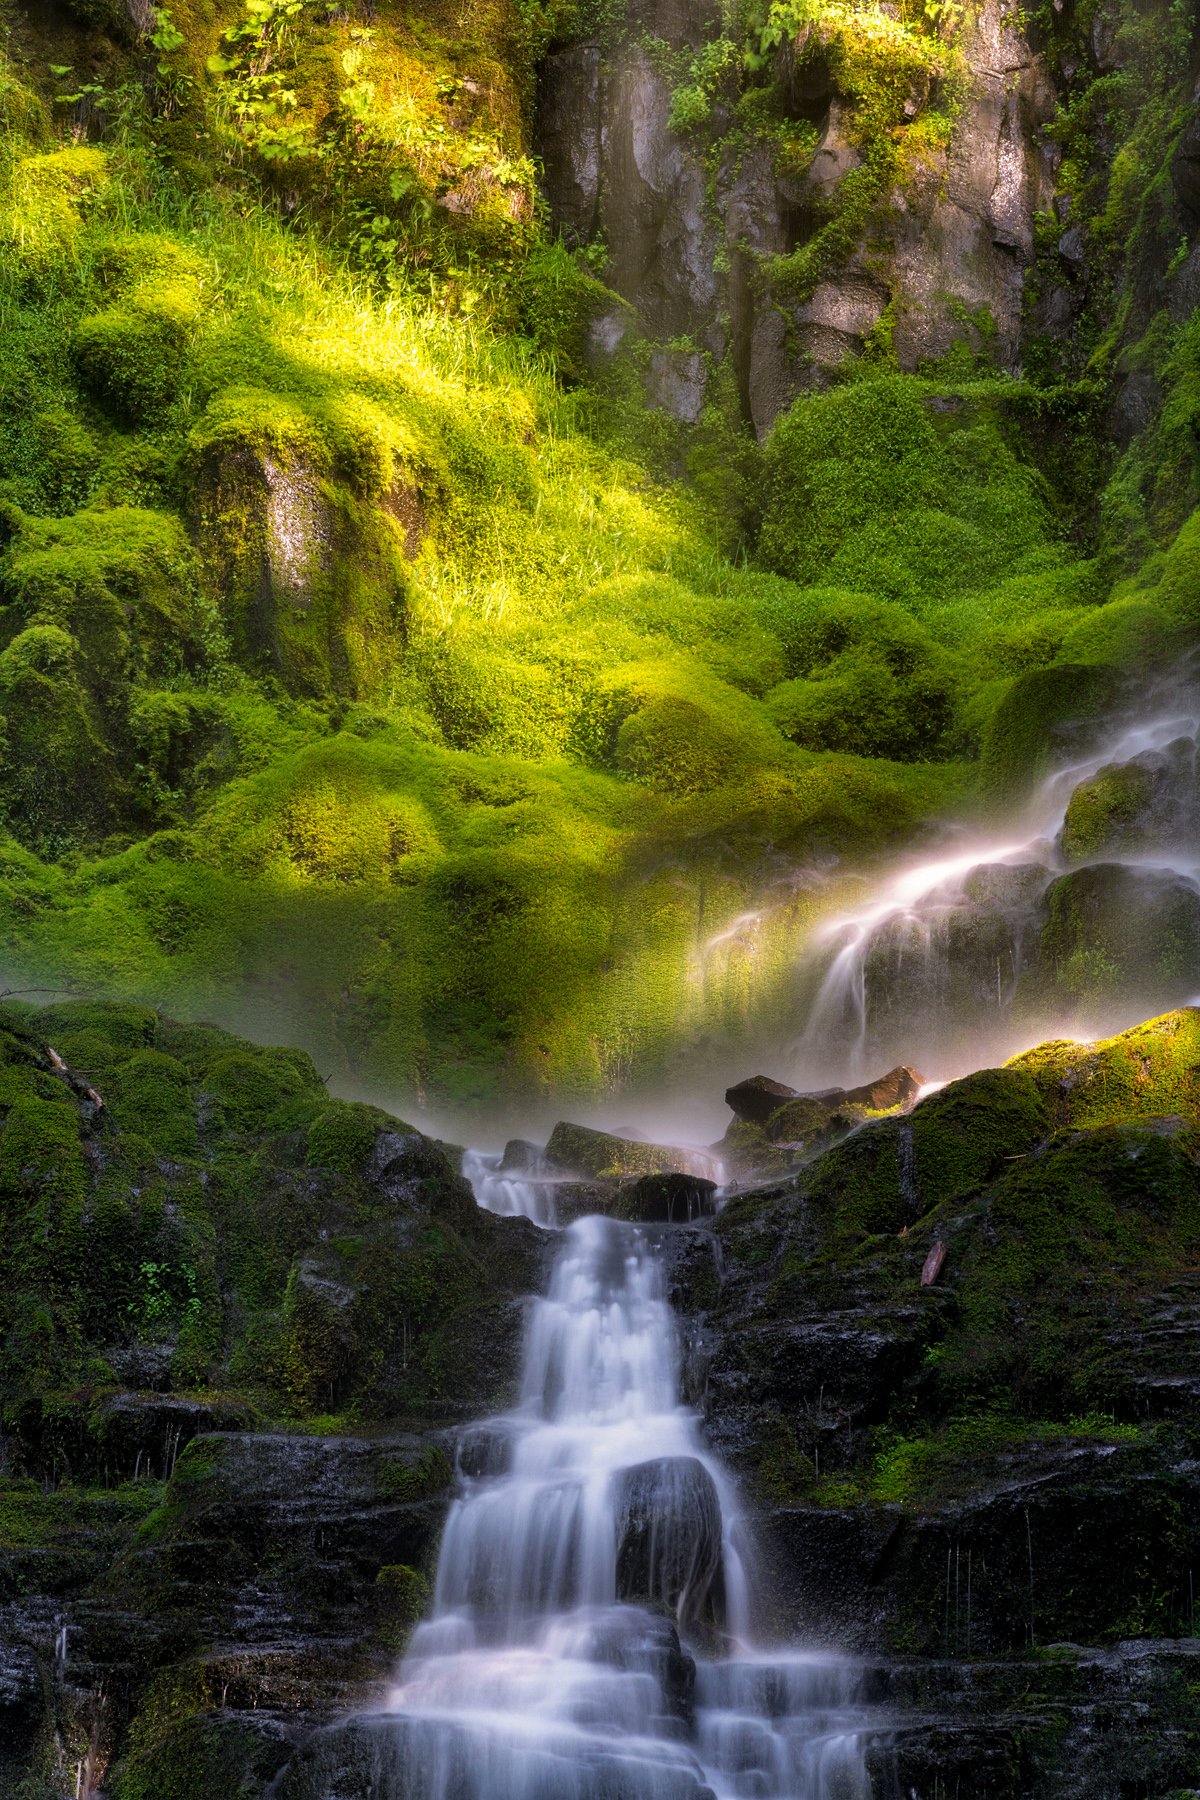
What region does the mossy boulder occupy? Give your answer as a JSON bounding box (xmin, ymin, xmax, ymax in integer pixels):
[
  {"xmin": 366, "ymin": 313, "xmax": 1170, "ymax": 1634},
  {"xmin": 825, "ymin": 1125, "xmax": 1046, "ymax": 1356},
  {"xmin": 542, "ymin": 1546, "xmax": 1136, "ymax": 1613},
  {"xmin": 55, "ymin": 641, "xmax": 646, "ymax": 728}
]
[
  {"xmin": 1060, "ymin": 758, "xmax": 1157, "ymax": 860},
  {"xmin": 1060, "ymin": 738, "xmax": 1198, "ymax": 862},
  {"xmin": 0, "ymin": 622, "xmax": 121, "ymax": 849},
  {"xmin": 189, "ymin": 388, "xmax": 410, "ymax": 699},
  {"xmin": 1039, "ymin": 863, "xmax": 1200, "ymax": 1010},
  {"xmin": 544, "ymin": 1121, "xmax": 715, "ymax": 1181},
  {"xmin": 1009, "ymin": 1006, "xmax": 1200, "ymax": 1130},
  {"xmin": 979, "ymin": 663, "xmax": 1123, "ymax": 802}
]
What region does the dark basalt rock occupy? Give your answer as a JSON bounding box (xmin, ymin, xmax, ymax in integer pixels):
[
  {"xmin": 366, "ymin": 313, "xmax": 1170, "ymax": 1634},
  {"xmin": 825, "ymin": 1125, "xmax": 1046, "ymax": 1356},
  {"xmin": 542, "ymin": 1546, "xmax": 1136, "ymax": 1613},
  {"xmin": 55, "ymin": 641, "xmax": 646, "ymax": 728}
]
[
  {"xmin": 614, "ymin": 1456, "xmax": 725, "ymax": 1629},
  {"xmin": 725, "ymin": 1074, "xmax": 799, "ymax": 1124},
  {"xmin": 455, "ymin": 1420, "xmax": 513, "ymax": 1479},
  {"xmin": 614, "ymin": 1172, "xmax": 718, "ymax": 1223},
  {"xmin": 498, "ymin": 1137, "xmax": 544, "ymax": 1173}
]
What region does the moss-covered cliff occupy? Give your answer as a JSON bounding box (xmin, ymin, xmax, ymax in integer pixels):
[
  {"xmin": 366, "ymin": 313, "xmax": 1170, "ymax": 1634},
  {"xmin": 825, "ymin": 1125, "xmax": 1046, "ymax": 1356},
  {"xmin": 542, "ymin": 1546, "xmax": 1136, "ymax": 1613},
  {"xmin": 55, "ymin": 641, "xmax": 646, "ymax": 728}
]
[{"xmin": 0, "ymin": 0, "xmax": 1194, "ymax": 1114}]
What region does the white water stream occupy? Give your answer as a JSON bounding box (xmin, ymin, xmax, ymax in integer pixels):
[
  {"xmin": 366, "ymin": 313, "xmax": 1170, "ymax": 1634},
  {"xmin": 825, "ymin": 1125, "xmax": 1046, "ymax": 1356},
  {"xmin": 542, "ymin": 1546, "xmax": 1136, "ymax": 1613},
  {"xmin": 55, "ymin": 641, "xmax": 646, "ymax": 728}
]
[
  {"xmin": 379, "ymin": 1205, "xmax": 876, "ymax": 1798},
  {"xmin": 788, "ymin": 694, "xmax": 1200, "ymax": 1089}
]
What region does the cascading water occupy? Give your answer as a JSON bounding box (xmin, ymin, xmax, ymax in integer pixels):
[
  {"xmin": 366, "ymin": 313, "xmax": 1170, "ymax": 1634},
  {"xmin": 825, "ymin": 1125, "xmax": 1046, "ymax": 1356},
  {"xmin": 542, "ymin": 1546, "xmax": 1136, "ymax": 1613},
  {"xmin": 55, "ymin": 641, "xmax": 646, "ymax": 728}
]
[
  {"xmin": 460, "ymin": 1148, "xmax": 554, "ymax": 1225},
  {"xmin": 788, "ymin": 688, "xmax": 1200, "ymax": 1089},
  {"xmin": 372, "ymin": 1199, "xmax": 880, "ymax": 1799}
]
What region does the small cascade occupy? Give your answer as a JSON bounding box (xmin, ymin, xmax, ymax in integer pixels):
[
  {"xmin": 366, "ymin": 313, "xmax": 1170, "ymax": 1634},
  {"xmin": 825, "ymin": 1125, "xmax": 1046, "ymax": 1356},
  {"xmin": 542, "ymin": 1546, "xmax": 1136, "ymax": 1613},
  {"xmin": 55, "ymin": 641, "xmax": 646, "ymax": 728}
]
[
  {"xmin": 461, "ymin": 1148, "xmax": 555, "ymax": 1225},
  {"xmin": 373, "ymin": 1209, "xmax": 881, "ymax": 1799},
  {"xmin": 789, "ymin": 694, "xmax": 1200, "ymax": 1088}
]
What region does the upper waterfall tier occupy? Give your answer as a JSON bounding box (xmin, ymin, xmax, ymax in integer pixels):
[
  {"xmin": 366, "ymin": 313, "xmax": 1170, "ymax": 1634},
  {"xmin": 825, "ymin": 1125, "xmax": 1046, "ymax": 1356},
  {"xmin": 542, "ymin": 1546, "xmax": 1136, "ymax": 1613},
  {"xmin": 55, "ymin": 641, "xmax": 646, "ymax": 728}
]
[{"xmin": 784, "ymin": 692, "xmax": 1200, "ymax": 1091}]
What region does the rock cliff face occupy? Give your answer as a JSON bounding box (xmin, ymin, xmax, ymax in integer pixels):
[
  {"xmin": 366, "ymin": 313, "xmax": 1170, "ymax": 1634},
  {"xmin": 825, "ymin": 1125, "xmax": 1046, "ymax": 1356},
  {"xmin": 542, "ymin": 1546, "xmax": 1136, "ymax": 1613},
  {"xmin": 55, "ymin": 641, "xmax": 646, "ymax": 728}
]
[
  {"xmin": 4, "ymin": 1003, "xmax": 1200, "ymax": 1796},
  {"xmin": 538, "ymin": 0, "xmax": 1084, "ymax": 428},
  {"xmin": 664, "ymin": 1007, "xmax": 1200, "ymax": 1794}
]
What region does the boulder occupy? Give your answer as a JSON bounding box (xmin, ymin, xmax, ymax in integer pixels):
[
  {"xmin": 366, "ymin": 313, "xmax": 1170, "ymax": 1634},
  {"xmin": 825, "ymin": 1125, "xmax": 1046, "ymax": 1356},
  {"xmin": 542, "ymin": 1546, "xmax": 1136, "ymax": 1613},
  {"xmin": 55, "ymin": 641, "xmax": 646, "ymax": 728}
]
[
  {"xmin": 498, "ymin": 1137, "xmax": 544, "ymax": 1174},
  {"xmin": 1060, "ymin": 740, "xmax": 1199, "ymax": 863},
  {"xmin": 544, "ymin": 1121, "xmax": 715, "ymax": 1181},
  {"xmin": 614, "ymin": 1455, "xmax": 725, "ymax": 1628},
  {"xmin": 840, "ymin": 1064, "xmax": 927, "ymax": 1112},
  {"xmin": 725, "ymin": 1074, "xmax": 799, "ymax": 1125},
  {"xmin": 615, "ymin": 1172, "xmax": 719, "ymax": 1223},
  {"xmin": 1040, "ymin": 863, "xmax": 1200, "ymax": 1011}
]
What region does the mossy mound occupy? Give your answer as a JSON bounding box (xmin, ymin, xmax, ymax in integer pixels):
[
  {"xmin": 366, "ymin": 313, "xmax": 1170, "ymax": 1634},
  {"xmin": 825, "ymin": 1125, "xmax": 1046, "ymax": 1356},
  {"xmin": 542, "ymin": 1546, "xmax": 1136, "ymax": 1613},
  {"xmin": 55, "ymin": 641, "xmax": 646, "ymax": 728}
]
[
  {"xmin": 714, "ymin": 1009, "xmax": 1200, "ymax": 1471},
  {"xmin": 0, "ymin": 997, "xmax": 543, "ymax": 1476}
]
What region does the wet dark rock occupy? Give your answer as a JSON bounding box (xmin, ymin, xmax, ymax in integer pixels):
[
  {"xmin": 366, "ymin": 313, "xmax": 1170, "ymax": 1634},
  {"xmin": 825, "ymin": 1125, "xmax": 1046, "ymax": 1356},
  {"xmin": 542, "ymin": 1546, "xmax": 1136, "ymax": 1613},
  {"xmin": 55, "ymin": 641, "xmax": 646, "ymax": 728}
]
[
  {"xmin": 614, "ymin": 1455, "xmax": 724, "ymax": 1628},
  {"xmin": 86, "ymin": 1392, "xmax": 258, "ymax": 1481},
  {"xmin": 367, "ymin": 1127, "xmax": 478, "ymax": 1227},
  {"xmin": 614, "ymin": 1172, "xmax": 718, "ymax": 1223},
  {"xmin": 498, "ymin": 1137, "xmax": 544, "ymax": 1173},
  {"xmin": 576, "ymin": 1604, "xmax": 697, "ymax": 1725},
  {"xmin": 455, "ymin": 1420, "xmax": 512, "ymax": 1479},
  {"xmin": 725, "ymin": 1074, "xmax": 799, "ymax": 1125},
  {"xmin": 552, "ymin": 1177, "xmax": 621, "ymax": 1225}
]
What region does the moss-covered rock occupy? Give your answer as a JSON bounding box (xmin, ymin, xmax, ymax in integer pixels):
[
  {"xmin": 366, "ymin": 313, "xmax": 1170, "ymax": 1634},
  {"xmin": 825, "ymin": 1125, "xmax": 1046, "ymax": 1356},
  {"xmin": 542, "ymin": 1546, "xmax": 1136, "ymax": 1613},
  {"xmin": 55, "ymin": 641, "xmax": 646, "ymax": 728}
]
[
  {"xmin": 979, "ymin": 662, "xmax": 1123, "ymax": 803},
  {"xmin": 1039, "ymin": 864, "xmax": 1200, "ymax": 1010},
  {"xmin": 544, "ymin": 1120, "xmax": 714, "ymax": 1180}
]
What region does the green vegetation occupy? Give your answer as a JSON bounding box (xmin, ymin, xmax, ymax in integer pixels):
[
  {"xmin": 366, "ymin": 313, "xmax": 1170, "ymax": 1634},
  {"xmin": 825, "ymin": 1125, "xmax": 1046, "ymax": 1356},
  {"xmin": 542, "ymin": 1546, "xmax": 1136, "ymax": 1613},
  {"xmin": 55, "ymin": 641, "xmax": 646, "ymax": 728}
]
[
  {"xmin": 0, "ymin": 996, "xmax": 531, "ymax": 1464},
  {"xmin": 0, "ymin": 0, "xmax": 1192, "ymax": 1124}
]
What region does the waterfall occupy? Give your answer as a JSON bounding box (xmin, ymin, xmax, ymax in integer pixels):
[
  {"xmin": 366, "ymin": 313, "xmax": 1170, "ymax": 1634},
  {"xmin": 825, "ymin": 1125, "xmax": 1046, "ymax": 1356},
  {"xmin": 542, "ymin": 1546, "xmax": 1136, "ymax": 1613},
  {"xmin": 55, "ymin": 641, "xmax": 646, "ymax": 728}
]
[
  {"xmin": 375, "ymin": 1207, "xmax": 878, "ymax": 1799},
  {"xmin": 461, "ymin": 1148, "xmax": 556, "ymax": 1225},
  {"xmin": 788, "ymin": 691, "xmax": 1200, "ymax": 1089}
]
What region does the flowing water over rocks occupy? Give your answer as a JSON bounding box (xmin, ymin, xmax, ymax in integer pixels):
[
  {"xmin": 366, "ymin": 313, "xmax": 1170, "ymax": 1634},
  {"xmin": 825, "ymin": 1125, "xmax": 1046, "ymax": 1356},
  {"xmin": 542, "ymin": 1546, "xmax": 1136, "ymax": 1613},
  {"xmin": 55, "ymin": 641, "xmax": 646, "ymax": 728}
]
[
  {"xmin": 293, "ymin": 1201, "xmax": 884, "ymax": 1799},
  {"xmin": 788, "ymin": 687, "xmax": 1200, "ymax": 1090}
]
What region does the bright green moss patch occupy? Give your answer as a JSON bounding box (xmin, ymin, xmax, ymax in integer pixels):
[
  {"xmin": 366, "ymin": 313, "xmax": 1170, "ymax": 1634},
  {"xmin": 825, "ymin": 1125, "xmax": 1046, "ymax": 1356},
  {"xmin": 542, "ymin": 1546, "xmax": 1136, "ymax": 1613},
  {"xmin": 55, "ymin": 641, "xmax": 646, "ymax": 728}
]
[
  {"xmin": 870, "ymin": 1410, "xmax": 1147, "ymax": 1505},
  {"xmin": 758, "ymin": 378, "xmax": 1057, "ymax": 600},
  {"xmin": 1010, "ymin": 1008, "xmax": 1200, "ymax": 1131}
]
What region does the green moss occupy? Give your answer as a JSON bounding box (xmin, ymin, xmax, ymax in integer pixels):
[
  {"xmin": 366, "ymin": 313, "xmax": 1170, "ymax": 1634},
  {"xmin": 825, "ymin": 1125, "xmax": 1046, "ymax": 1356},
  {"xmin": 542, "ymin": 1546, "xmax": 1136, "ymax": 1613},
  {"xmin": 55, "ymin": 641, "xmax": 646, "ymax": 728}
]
[
  {"xmin": 871, "ymin": 1409, "xmax": 1146, "ymax": 1505},
  {"xmin": 937, "ymin": 1123, "xmax": 1200, "ymax": 1412},
  {"xmin": 1039, "ymin": 867, "xmax": 1200, "ymax": 1010},
  {"xmin": 979, "ymin": 662, "xmax": 1122, "ymax": 804},
  {"xmin": 793, "ymin": 1065, "xmax": 1049, "ymax": 1249},
  {"xmin": 375, "ymin": 1442, "xmax": 452, "ymax": 1502},
  {"xmin": 106, "ymin": 1051, "xmax": 198, "ymax": 1158},
  {"xmin": 758, "ymin": 377, "xmax": 1055, "ymax": 604},
  {"xmin": 72, "ymin": 303, "xmax": 191, "ymax": 424},
  {"xmin": 202, "ymin": 1047, "xmax": 324, "ymax": 1134},
  {"xmin": 306, "ymin": 1101, "xmax": 383, "ymax": 1175},
  {"xmin": 375, "ymin": 1561, "xmax": 430, "ymax": 1648},
  {"xmin": 1061, "ymin": 760, "xmax": 1157, "ymax": 861},
  {"xmin": 1010, "ymin": 1008, "xmax": 1200, "ymax": 1131}
]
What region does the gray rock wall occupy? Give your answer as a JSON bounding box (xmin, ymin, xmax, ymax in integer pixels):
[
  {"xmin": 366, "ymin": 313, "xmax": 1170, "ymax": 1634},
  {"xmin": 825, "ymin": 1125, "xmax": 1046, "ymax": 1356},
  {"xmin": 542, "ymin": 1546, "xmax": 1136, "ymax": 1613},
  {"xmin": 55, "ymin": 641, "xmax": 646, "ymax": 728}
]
[{"xmin": 537, "ymin": 0, "xmax": 1059, "ymax": 430}]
